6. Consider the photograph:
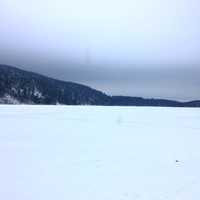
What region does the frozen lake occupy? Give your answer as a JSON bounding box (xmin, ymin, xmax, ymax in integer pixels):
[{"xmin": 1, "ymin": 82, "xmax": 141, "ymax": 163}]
[{"xmin": 0, "ymin": 105, "xmax": 200, "ymax": 200}]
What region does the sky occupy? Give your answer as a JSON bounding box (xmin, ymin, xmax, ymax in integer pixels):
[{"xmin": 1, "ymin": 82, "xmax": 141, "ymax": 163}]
[{"xmin": 0, "ymin": 0, "xmax": 200, "ymax": 101}]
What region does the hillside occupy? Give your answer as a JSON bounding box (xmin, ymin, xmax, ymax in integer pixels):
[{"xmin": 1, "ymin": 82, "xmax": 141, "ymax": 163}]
[
  {"xmin": 0, "ymin": 64, "xmax": 199, "ymax": 107},
  {"xmin": 0, "ymin": 65, "xmax": 111, "ymax": 105}
]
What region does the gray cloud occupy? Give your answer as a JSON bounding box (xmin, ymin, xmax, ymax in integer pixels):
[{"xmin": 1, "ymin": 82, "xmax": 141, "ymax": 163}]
[{"xmin": 0, "ymin": 0, "xmax": 200, "ymax": 101}]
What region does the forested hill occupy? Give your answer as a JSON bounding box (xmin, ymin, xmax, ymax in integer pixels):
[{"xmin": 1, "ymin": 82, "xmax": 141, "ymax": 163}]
[
  {"xmin": 0, "ymin": 65, "xmax": 111, "ymax": 105},
  {"xmin": 0, "ymin": 65, "xmax": 199, "ymax": 107}
]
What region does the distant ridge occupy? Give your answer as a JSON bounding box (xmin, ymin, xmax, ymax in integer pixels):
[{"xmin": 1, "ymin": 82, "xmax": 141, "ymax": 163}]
[
  {"xmin": 110, "ymin": 96, "xmax": 200, "ymax": 107},
  {"xmin": 0, "ymin": 64, "xmax": 200, "ymax": 107}
]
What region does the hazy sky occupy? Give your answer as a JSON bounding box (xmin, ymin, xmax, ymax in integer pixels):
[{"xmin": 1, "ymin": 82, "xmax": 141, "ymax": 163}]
[{"xmin": 0, "ymin": 0, "xmax": 200, "ymax": 100}]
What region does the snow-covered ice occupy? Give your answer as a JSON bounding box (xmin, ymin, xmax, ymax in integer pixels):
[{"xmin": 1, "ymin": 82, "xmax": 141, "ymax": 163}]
[{"xmin": 0, "ymin": 105, "xmax": 200, "ymax": 200}]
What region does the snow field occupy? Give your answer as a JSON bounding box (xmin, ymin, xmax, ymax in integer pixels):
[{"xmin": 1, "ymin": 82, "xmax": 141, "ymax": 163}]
[{"xmin": 0, "ymin": 105, "xmax": 200, "ymax": 200}]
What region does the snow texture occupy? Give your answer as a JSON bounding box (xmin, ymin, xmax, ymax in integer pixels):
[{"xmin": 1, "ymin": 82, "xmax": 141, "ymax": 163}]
[
  {"xmin": 0, "ymin": 105, "xmax": 200, "ymax": 200},
  {"xmin": 0, "ymin": 94, "xmax": 20, "ymax": 104},
  {"xmin": 33, "ymin": 88, "xmax": 43, "ymax": 98}
]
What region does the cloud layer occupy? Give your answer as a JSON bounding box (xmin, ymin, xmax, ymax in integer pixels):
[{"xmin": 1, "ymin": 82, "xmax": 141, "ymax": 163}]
[{"xmin": 0, "ymin": 0, "xmax": 200, "ymax": 100}]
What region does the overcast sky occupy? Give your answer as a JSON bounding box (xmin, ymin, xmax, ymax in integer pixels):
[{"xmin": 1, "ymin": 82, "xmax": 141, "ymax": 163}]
[{"xmin": 0, "ymin": 0, "xmax": 200, "ymax": 101}]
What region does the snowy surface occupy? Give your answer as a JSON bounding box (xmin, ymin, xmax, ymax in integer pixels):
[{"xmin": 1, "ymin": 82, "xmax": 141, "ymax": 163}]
[
  {"xmin": 0, "ymin": 105, "xmax": 200, "ymax": 200},
  {"xmin": 33, "ymin": 88, "xmax": 43, "ymax": 98},
  {"xmin": 0, "ymin": 94, "xmax": 20, "ymax": 104}
]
